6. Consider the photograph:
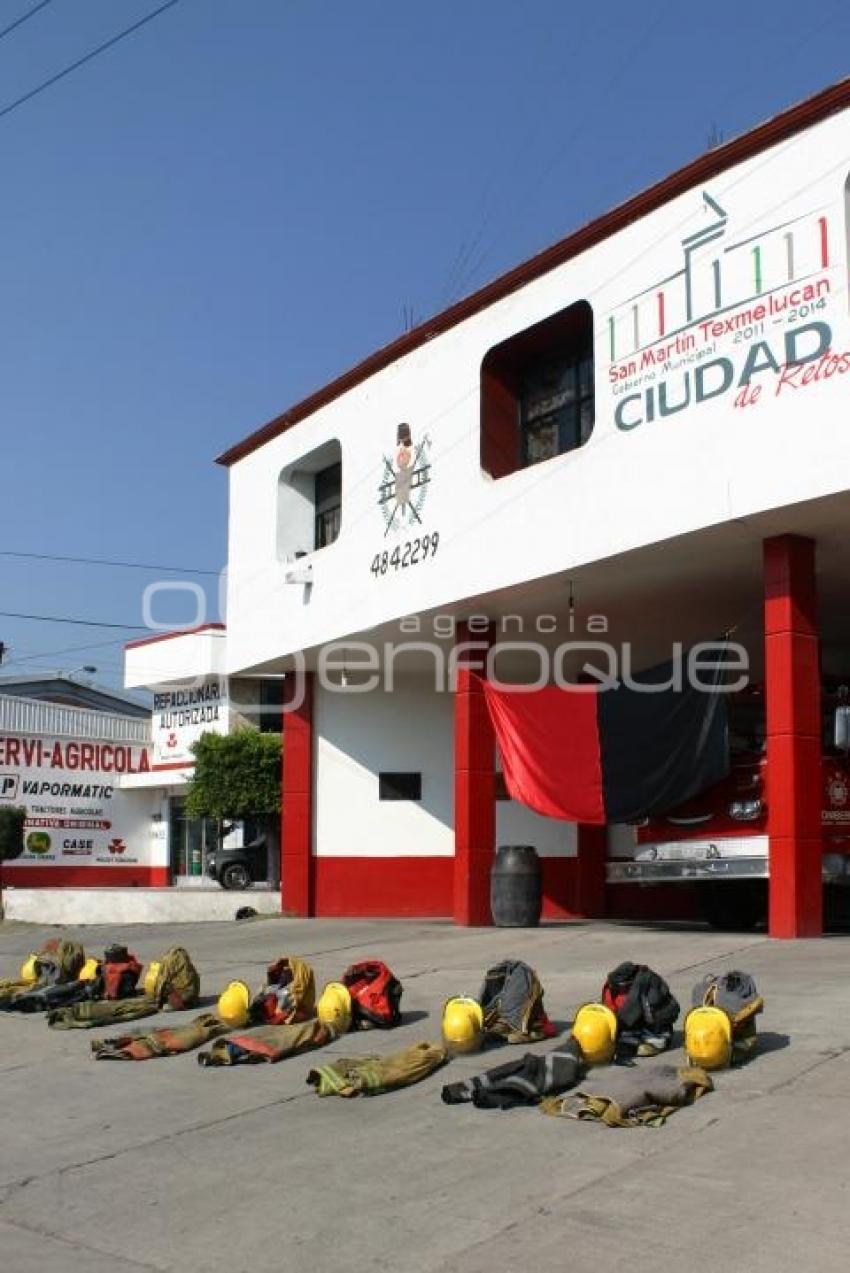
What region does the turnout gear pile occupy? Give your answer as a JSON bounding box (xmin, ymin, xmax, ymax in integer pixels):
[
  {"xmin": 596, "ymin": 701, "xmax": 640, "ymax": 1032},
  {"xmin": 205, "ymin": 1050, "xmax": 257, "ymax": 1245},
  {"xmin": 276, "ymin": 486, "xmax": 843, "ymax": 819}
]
[
  {"xmin": 541, "ymin": 1062, "xmax": 713, "ymax": 1128},
  {"xmin": 1, "ymin": 980, "xmax": 91, "ymax": 1014},
  {"xmin": 441, "ymin": 996, "xmax": 484, "ymax": 1055},
  {"xmin": 99, "ymin": 946, "xmax": 143, "ymax": 1000},
  {"xmin": 48, "ymin": 998, "xmax": 160, "ymax": 1030},
  {"xmin": 341, "ymin": 960, "xmax": 403, "ymax": 1029},
  {"xmin": 151, "ymin": 947, "xmax": 201, "ymax": 1011},
  {"xmin": 198, "ymin": 1019, "xmax": 335, "ymax": 1067},
  {"xmin": 1, "ymin": 938, "xmax": 91, "ymax": 1011},
  {"xmin": 307, "ymin": 1041, "xmax": 447, "ymax": 1097},
  {"xmin": 251, "ymin": 956, "xmax": 316, "ymax": 1025},
  {"xmin": 480, "ymin": 960, "xmax": 556, "ymax": 1044},
  {"xmin": 441, "ymin": 1040, "xmax": 584, "ymax": 1110},
  {"xmin": 35, "ymin": 939, "xmax": 87, "ymax": 986},
  {"xmin": 601, "ymin": 962, "xmax": 679, "ymax": 1057},
  {"xmin": 92, "ymin": 1013, "xmax": 231, "ymax": 1061},
  {"xmin": 689, "ymin": 970, "xmax": 763, "ymax": 1064},
  {"xmin": 571, "ymin": 1003, "xmax": 618, "ymax": 1065}
]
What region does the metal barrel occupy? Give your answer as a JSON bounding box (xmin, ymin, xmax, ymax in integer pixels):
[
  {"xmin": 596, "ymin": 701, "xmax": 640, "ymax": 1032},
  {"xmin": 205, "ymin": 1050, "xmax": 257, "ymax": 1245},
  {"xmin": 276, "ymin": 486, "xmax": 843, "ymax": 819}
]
[{"xmin": 490, "ymin": 844, "xmax": 542, "ymax": 927}]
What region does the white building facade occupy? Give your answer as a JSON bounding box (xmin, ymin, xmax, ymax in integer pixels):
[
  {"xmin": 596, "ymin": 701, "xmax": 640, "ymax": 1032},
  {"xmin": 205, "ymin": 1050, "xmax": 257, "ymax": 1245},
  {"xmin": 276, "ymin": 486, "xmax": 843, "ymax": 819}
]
[{"xmin": 133, "ymin": 82, "xmax": 850, "ymax": 936}]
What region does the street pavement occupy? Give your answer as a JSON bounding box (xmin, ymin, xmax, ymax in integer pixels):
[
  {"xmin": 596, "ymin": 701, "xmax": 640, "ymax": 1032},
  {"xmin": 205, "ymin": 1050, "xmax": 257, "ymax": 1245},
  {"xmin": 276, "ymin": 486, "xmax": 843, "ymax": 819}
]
[{"xmin": 1, "ymin": 915, "xmax": 848, "ymax": 1272}]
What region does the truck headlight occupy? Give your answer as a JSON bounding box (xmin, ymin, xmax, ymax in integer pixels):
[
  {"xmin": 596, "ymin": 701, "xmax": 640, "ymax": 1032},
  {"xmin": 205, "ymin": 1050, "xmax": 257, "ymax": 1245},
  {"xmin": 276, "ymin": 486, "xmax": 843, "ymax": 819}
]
[
  {"xmin": 728, "ymin": 799, "xmax": 763, "ymax": 821},
  {"xmin": 822, "ymin": 854, "xmax": 849, "ymax": 881}
]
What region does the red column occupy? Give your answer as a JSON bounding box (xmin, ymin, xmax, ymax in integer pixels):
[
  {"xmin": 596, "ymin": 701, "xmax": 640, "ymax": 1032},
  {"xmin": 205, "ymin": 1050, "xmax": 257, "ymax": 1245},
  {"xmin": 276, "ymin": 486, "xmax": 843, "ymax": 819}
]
[
  {"xmin": 574, "ymin": 824, "xmax": 607, "ymax": 918},
  {"xmin": 453, "ymin": 621, "xmax": 495, "ymax": 925},
  {"xmin": 764, "ymin": 535, "xmax": 822, "ymax": 938},
  {"xmin": 281, "ymin": 670, "xmax": 314, "ymax": 917}
]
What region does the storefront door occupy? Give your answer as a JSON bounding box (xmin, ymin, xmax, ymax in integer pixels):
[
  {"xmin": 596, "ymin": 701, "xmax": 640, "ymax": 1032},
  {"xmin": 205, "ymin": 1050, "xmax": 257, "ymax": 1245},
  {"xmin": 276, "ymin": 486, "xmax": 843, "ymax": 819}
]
[{"xmin": 168, "ymin": 798, "xmax": 217, "ymax": 880}]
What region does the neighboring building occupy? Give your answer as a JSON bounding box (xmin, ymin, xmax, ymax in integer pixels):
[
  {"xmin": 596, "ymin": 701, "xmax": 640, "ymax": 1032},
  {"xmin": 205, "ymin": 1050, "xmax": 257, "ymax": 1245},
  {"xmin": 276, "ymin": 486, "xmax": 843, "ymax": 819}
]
[
  {"xmin": 122, "ymin": 626, "xmax": 283, "ymax": 884},
  {"xmin": 0, "ymin": 672, "xmax": 149, "ymax": 717},
  {"xmin": 128, "ymin": 81, "xmax": 850, "ymax": 936},
  {"xmin": 0, "ymin": 692, "xmax": 161, "ymax": 887},
  {"xmin": 0, "ymin": 663, "xmax": 282, "ymax": 890}
]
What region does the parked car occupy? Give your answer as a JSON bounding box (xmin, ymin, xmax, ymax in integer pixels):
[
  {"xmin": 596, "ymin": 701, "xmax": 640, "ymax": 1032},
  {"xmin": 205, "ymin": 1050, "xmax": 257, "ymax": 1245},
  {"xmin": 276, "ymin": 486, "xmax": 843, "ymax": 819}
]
[{"xmin": 206, "ymin": 836, "xmax": 269, "ymax": 890}]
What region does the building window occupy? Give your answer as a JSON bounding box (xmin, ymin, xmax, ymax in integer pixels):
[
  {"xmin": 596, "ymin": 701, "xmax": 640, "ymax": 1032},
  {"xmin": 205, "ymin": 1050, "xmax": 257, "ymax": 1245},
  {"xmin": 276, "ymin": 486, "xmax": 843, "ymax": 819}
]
[
  {"xmin": 520, "ymin": 346, "xmax": 594, "ymax": 467},
  {"xmin": 314, "ymin": 461, "xmax": 341, "ymax": 550},
  {"xmin": 481, "ymin": 300, "xmax": 594, "ymax": 479},
  {"xmin": 277, "ymin": 439, "xmax": 342, "ymax": 560},
  {"xmin": 379, "ymin": 772, "xmax": 422, "ymax": 801},
  {"xmin": 258, "ymin": 678, "xmax": 285, "ymax": 733}
]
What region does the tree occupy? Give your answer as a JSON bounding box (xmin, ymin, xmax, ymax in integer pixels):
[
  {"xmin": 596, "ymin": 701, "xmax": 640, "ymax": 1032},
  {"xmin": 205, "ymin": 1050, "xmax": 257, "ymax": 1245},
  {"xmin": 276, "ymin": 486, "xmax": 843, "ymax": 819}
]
[
  {"xmin": 0, "ymin": 805, "xmax": 27, "ymax": 914},
  {"xmin": 0, "ymin": 806, "xmax": 26, "ymax": 863},
  {"xmin": 185, "ymin": 730, "xmax": 282, "ymax": 823}
]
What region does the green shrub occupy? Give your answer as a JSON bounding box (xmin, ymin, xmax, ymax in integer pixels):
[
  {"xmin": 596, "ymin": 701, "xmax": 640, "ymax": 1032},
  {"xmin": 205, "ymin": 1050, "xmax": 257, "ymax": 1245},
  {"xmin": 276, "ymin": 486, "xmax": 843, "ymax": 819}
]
[{"xmin": 0, "ymin": 805, "xmax": 27, "ymax": 863}]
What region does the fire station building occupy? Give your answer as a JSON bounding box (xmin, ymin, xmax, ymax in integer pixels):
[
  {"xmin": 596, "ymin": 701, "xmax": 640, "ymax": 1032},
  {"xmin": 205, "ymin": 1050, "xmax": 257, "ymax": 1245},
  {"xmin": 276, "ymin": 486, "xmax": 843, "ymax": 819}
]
[{"xmin": 132, "ymin": 81, "xmax": 850, "ymax": 937}]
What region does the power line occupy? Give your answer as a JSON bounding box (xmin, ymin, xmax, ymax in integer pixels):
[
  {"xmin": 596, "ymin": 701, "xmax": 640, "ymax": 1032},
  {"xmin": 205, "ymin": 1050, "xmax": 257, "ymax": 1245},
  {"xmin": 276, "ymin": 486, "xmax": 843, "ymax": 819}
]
[
  {"xmin": 0, "ymin": 609, "xmax": 148, "ymax": 630},
  {"xmin": 0, "ymin": 549, "xmax": 219, "ymax": 575},
  {"xmin": 3, "ymin": 635, "xmax": 140, "ymax": 666},
  {"xmin": 0, "ymin": 0, "xmax": 182, "ymax": 123},
  {"xmin": 0, "ymin": 0, "xmax": 53, "ymax": 43}
]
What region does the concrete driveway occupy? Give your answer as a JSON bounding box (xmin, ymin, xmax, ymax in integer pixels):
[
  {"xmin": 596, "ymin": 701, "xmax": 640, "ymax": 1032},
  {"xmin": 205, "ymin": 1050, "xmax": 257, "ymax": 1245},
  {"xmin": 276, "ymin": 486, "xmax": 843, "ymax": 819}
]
[{"xmin": 0, "ymin": 916, "xmax": 847, "ymax": 1272}]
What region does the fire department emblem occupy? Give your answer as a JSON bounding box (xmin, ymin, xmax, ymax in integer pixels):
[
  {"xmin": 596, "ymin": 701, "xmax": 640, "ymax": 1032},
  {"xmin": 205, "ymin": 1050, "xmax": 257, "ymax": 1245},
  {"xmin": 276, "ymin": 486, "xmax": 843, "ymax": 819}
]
[
  {"xmin": 378, "ymin": 423, "xmax": 431, "ymax": 535},
  {"xmin": 108, "ymin": 837, "xmax": 127, "ymax": 855},
  {"xmin": 828, "ymin": 776, "xmax": 849, "ymax": 808}
]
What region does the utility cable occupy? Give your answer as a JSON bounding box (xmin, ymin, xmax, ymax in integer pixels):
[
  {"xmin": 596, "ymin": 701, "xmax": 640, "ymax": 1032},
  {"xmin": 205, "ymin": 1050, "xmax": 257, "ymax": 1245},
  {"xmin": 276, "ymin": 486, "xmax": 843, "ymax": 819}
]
[
  {"xmin": 0, "ymin": 609, "xmax": 148, "ymax": 630},
  {"xmin": 0, "ymin": 0, "xmax": 53, "ymax": 43},
  {"xmin": 0, "ymin": 0, "xmax": 182, "ymax": 123},
  {"xmin": 0, "ymin": 549, "xmax": 219, "ymax": 575}
]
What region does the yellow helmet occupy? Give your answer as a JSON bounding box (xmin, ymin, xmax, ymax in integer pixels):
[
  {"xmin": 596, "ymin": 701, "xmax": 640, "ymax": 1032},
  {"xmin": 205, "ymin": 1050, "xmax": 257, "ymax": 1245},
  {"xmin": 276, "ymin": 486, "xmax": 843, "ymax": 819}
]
[
  {"xmin": 143, "ymin": 961, "xmax": 162, "ymax": 999},
  {"xmin": 217, "ymin": 980, "xmax": 251, "ymax": 1028},
  {"xmin": 571, "ymin": 1003, "xmax": 618, "ymax": 1065},
  {"xmin": 20, "ymin": 954, "xmax": 40, "ymax": 984},
  {"xmin": 441, "ymin": 996, "xmax": 484, "ymax": 1055},
  {"xmin": 317, "ymin": 981, "xmax": 352, "ymax": 1033},
  {"xmin": 78, "ymin": 957, "xmax": 101, "ymax": 982},
  {"xmin": 685, "ymin": 1006, "xmax": 732, "ymax": 1070}
]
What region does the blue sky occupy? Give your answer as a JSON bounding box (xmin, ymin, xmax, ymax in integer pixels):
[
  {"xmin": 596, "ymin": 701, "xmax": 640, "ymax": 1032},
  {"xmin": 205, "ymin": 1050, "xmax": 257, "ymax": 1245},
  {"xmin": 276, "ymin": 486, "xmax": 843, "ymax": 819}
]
[{"xmin": 0, "ymin": 0, "xmax": 847, "ymax": 688}]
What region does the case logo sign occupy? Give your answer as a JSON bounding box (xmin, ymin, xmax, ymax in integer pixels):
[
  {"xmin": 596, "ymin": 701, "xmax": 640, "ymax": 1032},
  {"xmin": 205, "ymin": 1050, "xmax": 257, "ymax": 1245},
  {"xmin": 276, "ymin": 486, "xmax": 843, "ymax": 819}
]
[{"xmin": 379, "ymin": 423, "xmax": 432, "ymax": 535}]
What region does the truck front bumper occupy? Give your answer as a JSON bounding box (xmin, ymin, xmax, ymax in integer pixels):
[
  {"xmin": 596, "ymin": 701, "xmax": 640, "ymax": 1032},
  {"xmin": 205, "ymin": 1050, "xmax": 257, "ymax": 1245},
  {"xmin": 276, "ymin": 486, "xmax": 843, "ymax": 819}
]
[
  {"xmin": 608, "ymin": 846, "xmax": 850, "ymax": 884},
  {"xmin": 607, "ymin": 856, "xmax": 768, "ymax": 884}
]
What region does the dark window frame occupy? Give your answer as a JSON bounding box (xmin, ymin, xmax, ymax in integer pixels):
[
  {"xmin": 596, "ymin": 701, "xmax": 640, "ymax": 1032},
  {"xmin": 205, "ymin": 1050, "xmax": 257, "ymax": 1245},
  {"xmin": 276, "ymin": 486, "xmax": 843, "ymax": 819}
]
[
  {"xmin": 378, "ymin": 771, "xmax": 422, "ymax": 801},
  {"xmin": 480, "ymin": 300, "xmax": 594, "ymax": 479},
  {"xmin": 258, "ymin": 679, "xmax": 285, "ymax": 734},
  {"xmin": 314, "ymin": 461, "xmax": 342, "ymax": 550}
]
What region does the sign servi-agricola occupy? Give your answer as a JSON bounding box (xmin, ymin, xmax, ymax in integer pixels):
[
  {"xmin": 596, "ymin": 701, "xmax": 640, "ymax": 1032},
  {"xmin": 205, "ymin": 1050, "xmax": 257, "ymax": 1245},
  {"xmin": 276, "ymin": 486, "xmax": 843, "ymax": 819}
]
[{"xmin": 0, "ymin": 734, "xmax": 153, "ymax": 867}]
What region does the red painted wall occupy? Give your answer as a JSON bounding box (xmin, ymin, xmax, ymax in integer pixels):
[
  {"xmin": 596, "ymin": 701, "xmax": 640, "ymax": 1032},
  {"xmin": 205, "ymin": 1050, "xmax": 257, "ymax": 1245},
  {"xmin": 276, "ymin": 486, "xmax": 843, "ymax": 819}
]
[
  {"xmin": 311, "ymin": 854, "xmax": 609, "ymax": 922},
  {"xmin": 313, "ymin": 856, "xmax": 452, "ymax": 917},
  {"xmin": 1, "ymin": 866, "xmax": 171, "ymax": 888}
]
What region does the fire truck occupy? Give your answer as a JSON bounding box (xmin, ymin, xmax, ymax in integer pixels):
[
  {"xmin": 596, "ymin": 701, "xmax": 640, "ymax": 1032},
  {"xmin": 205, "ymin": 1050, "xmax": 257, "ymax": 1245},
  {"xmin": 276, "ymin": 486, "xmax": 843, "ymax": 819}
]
[{"xmin": 606, "ymin": 686, "xmax": 850, "ymax": 928}]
